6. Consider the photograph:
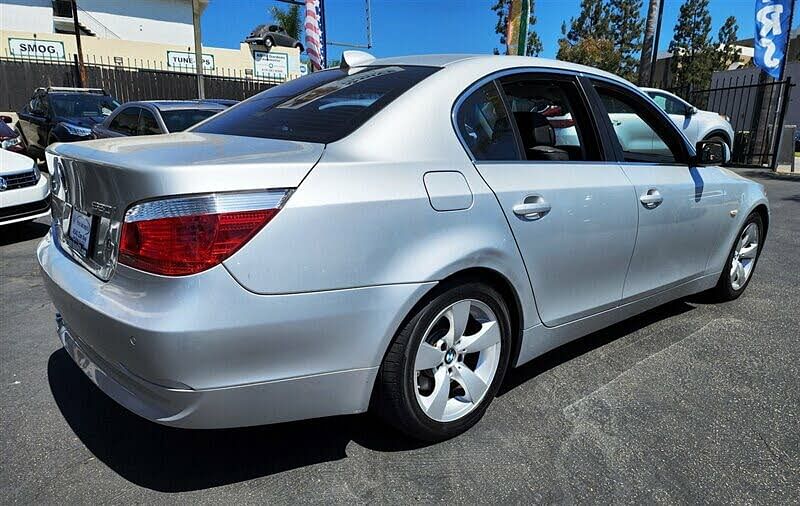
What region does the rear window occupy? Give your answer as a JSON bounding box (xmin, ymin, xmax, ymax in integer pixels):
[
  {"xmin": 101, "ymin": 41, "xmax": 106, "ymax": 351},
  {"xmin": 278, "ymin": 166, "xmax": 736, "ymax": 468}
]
[
  {"xmin": 161, "ymin": 109, "xmax": 220, "ymax": 132},
  {"xmin": 193, "ymin": 65, "xmax": 440, "ymax": 143}
]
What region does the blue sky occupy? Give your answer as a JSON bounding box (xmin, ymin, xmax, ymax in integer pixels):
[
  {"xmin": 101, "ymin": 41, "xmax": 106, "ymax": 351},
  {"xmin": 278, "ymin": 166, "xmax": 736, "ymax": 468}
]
[{"xmin": 202, "ymin": 0, "xmax": 800, "ymax": 62}]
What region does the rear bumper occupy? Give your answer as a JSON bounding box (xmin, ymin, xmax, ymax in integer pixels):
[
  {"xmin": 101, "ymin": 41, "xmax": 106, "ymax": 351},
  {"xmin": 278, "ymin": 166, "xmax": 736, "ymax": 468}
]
[
  {"xmin": 56, "ymin": 314, "xmax": 379, "ymax": 428},
  {"xmin": 38, "ymin": 232, "xmax": 433, "ymax": 428}
]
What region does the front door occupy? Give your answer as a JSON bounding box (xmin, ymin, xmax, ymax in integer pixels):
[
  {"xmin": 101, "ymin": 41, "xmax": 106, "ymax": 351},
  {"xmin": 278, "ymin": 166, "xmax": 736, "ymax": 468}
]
[
  {"xmin": 455, "ymin": 74, "xmax": 638, "ymax": 327},
  {"xmin": 591, "ymin": 81, "xmax": 725, "ymax": 301}
]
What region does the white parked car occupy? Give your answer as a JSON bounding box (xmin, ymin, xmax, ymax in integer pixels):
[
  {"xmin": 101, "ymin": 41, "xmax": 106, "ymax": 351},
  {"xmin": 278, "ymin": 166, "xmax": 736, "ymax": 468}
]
[
  {"xmin": 642, "ymin": 87, "xmax": 734, "ymax": 149},
  {"xmin": 0, "ymin": 149, "xmax": 50, "ymax": 226}
]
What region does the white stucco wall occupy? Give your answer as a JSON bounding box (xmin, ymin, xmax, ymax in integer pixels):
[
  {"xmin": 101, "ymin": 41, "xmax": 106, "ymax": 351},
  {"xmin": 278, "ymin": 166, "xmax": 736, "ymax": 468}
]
[
  {"xmin": 76, "ymin": 0, "xmax": 197, "ymax": 46},
  {"xmin": 0, "ymin": 0, "xmax": 203, "ymax": 46},
  {"xmin": 0, "ymin": 0, "xmax": 53, "ymax": 34}
]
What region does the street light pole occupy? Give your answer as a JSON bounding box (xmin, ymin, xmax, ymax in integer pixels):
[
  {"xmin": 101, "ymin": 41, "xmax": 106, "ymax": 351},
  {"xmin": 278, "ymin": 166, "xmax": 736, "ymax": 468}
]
[
  {"xmin": 70, "ymin": 0, "xmax": 87, "ymax": 87},
  {"xmin": 192, "ymin": 0, "xmax": 205, "ymax": 99}
]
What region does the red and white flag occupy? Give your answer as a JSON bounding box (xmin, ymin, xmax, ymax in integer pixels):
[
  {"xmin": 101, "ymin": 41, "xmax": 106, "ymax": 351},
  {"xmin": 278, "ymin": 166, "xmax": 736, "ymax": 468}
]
[{"xmin": 305, "ymin": 0, "xmax": 325, "ymax": 70}]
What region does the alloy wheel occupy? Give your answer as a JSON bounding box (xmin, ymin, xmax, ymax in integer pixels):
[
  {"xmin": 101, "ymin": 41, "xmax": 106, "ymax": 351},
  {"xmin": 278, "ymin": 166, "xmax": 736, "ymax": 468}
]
[
  {"xmin": 730, "ymin": 222, "xmax": 759, "ymax": 291},
  {"xmin": 413, "ymin": 299, "xmax": 502, "ymax": 422}
]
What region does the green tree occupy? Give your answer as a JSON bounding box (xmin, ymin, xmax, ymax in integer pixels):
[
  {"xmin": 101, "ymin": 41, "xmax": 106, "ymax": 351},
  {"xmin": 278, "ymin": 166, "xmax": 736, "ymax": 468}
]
[
  {"xmin": 609, "ymin": 0, "xmax": 643, "ymax": 81},
  {"xmin": 714, "ymin": 16, "xmax": 741, "ymax": 72},
  {"xmin": 556, "ymin": 0, "xmax": 616, "ymax": 72},
  {"xmin": 269, "ymin": 3, "xmax": 302, "ymax": 41},
  {"xmin": 557, "ymin": 37, "xmax": 621, "ymax": 73},
  {"xmin": 491, "ymin": 0, "xmax": 544, "ymax": 56},
  {"xmin": 562, "ymin": 0, "xmax": 611, "ymax": 45},
  {"xmin": 668, "ymin": 0, "xmax": 713, "ymax": 89}
]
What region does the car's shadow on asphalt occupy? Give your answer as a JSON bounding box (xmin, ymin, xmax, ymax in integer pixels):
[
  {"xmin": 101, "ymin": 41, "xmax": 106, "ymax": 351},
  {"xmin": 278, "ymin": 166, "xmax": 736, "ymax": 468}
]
[
  {"xmin": 0, "ymin": 220, "xmax": 49, "ymax": 247},
  {"xmin": 498, "ymin": 300, "xmax": 695, "ymax": 395},
  {"xmin": 48, "ymin": 299, "xmax": 695, "ymax": 492},
  {"xmin": 47, "ymin": 349, "xmax": 424, "ymax": 493}
]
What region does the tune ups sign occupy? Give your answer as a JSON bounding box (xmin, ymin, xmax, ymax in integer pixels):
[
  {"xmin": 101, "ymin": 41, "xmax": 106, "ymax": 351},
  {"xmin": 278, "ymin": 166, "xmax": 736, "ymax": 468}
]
[{"xmin": 754, "ymin": 0, "xmax": 794, "ymax": 79}]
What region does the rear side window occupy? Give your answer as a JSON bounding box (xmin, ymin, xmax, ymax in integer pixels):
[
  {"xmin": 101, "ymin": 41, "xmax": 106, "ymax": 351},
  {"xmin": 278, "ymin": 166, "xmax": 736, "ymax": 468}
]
[
  {"xmin": 194, "ymin": 66, "xmax": 440, "ymax": 143},
  {"xmin": 455, "ymin": 82, "xmax": 519, "ymax": 161}
]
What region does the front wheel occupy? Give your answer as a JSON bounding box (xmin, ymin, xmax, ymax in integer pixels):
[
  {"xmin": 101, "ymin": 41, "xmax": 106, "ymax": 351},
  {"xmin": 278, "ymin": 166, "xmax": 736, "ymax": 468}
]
[
  {"xmin": 707, "ymin": 212, "xmax": 764, "ymax": 301},
  {"xmin": 374, "ymin": 282, "xmax": 512, "ymax": 441}
]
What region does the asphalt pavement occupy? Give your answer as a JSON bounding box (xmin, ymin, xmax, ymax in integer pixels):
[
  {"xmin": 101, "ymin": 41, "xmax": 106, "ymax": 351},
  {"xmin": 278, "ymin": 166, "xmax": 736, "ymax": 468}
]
[{"xmin": 1, "ymin": 169, "xmax": 798, "ymax": 503}]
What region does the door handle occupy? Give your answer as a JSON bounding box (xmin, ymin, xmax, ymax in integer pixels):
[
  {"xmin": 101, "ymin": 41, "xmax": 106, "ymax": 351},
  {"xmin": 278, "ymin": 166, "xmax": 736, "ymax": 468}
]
[
  {"xmin": 513, "ymin": 196, "xmax": 551, "ymax": 220},
  {"xmin": 640, "ymin": 189, "xmax": 663, "ymax": 209}
]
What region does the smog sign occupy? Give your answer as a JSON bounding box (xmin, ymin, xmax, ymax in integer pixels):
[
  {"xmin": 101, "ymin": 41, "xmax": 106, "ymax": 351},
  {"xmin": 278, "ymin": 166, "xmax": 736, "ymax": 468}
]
[
  {"xmin": 253, "ymin": 51, "xmax": 288, "ymax": 80},
  {"xmin": 8, "ymin": 38, "xmax": 65, "ymax": 59},
  {"xmin": 166, "ymin": 51, "xmax": 215, "ymax": 70}
]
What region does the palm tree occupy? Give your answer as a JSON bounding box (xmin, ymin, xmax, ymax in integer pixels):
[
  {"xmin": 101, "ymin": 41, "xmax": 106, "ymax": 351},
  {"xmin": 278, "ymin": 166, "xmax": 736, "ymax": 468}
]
[{"xmin": 269, "ymin": 3, "xmax": 302, "ymax": 41}]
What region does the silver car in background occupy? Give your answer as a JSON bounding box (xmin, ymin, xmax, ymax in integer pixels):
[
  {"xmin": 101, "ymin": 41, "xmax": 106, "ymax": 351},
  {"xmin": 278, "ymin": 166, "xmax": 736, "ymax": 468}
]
[{"xmin": 39, "ymin": 52, "xmax": 768, "ymax": 441}]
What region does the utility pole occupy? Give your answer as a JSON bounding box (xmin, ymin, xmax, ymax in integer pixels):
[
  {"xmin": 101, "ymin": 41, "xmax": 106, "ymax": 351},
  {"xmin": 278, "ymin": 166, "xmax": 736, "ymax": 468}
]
[
  {"xmin": 638, "ymin": 0, "xmax": 663, "ymax": 87},
  {"xmin": 192, "ymin": 0, "xmax": 205, "ymax": 99},
  {"xmin": 70, "ymin": 0, "xmax": 87, "ymax": 87}
]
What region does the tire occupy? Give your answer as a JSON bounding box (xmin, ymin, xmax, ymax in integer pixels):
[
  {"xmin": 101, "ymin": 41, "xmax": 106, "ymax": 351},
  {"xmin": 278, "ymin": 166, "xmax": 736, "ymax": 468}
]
[
  {"xmin": 705, "ymin": 134, "xmax": 730, "ymax": 151},
  {"xmin": 374, "ymin": 281, "xmax": 512, "ymax": 442},
  {"xmin": 707, "ymin": 212, "xmax": 764, "ymax": 302},
  {"xmin": 264, "ymin": 37, "xmax": 274, "ymax": 48}
]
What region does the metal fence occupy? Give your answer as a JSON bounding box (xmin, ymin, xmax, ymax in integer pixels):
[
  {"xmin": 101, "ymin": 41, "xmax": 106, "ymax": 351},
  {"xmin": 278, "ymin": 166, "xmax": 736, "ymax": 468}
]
[
  {"xmin": 669, "ymin": 73, "xmax": 794, "ymax": 168},
  {"xmin": 0, "ymin": 50, "xmax": 283, "ymax": 112}
]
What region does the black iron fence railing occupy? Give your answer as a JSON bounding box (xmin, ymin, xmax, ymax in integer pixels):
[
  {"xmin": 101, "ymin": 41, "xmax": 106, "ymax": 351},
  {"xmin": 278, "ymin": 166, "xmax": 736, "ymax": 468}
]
[
  {"xmin": 668, "ymin": 74, "xmax": 794, "ymax": 169},
  {"xmin": 0, "ymin": 50, "xmax": 284, "ymax": 112}
]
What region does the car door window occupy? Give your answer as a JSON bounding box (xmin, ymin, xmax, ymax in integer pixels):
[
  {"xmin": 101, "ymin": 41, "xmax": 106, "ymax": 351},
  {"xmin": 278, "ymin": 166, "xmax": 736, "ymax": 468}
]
[
  {"xmin": 649, "ymin": 92, "xmax": 687, "ymax": 115},
  {"xmin": 138, "ymin": 109, "xmax": 161, "ymax": 135},
  {"xmin": 109, "ymin": 107, "xmax": 141, "ymax": 136},
  {"xmin": 455, "ymin": 82, "xmax": 520, "ymax": 161},
  {"xmin": 593, "ymin": 83, "xmax": 687, "ymax": 164},
  {"xmin": 500, "ymin": 75, "xmax": 601, "ymax": 161}
]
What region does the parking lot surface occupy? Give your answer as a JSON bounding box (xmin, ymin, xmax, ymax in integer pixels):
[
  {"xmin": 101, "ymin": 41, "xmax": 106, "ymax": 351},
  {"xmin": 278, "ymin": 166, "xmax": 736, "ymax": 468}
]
[{"xmin": 1, "ymin": 169, "xmax": 798, "ymax": 503}]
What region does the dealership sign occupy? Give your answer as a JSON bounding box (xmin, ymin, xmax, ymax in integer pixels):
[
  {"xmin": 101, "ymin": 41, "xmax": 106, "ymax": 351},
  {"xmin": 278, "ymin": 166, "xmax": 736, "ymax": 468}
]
[
  {"xmin": 167, "ymin": 51, "xmax": 214, "ymax": 70},
  {"xmin": 253, "ymin": 51, "xmax": 288, "ymax": 79},
  {"xmin": 8, "ymin": 38, "xmax": 65, "ymax": 59}
]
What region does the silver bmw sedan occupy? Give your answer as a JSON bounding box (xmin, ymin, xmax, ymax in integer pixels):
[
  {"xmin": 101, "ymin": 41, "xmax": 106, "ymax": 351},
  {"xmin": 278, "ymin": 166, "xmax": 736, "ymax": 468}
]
[{"xmin": 39, "ymin": 52, "xmax": 768, "ymax": 441}]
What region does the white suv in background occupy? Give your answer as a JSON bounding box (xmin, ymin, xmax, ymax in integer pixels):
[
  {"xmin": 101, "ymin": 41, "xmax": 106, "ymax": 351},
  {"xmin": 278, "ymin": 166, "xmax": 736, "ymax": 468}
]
[{"xmin": 642, "ymin": 87, "xmax": 734, "ymax": 150}]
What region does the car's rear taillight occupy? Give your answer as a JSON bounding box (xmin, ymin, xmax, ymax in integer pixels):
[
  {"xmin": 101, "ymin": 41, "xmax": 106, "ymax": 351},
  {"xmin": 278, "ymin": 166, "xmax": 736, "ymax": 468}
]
[{"xmin": 119, "ymin": 190, "xmax": 291, "ymax": 276}]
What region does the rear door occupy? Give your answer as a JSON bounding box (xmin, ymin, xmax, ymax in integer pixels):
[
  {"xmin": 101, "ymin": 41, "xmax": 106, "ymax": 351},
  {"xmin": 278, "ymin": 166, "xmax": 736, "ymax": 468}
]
[
  {"xmin": 459, "ymin": 72, "xmax": 638, "ymax": 326},
  {"xmin": 590, "ymin": 80, "xmax": 725, "ymax": 300}
]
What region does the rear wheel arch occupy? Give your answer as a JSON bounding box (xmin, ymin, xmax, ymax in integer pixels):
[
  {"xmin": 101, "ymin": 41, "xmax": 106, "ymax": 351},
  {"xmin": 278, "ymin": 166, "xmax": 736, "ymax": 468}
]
[{"xmin": 375, "ymin": 267, "xmax": 525, "ymax": 381}]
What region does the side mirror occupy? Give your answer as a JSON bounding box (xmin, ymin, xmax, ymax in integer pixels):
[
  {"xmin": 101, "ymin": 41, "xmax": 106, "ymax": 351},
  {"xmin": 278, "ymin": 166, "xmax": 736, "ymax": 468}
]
[
  {"xmin": 0, "ymin": 115, "xmax": 11, "ymax": 124},
  {"xmin": 694, "ymin": 140, "xmax": 730, "ymax": 166},
  {"xmin": 685, "ymin": 106, "xmax": 698, "ymax": 116}
]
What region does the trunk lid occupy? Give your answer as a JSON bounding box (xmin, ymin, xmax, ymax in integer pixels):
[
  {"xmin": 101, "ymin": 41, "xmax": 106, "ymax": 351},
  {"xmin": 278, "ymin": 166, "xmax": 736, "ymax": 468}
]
[{"xmin": 47, "ymin": 132, "xmax": 324, "ymax": 280}]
